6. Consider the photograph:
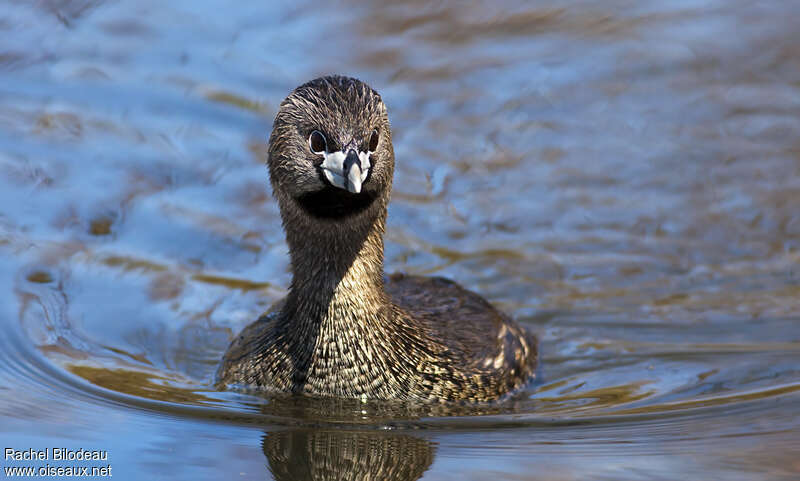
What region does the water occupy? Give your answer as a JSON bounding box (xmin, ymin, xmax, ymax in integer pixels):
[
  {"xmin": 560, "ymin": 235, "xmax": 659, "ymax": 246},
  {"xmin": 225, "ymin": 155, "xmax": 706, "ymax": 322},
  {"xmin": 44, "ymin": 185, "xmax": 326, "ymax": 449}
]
[{"xmin": 1, "ymin": 1, "xmax": 799, "ymax": 479}]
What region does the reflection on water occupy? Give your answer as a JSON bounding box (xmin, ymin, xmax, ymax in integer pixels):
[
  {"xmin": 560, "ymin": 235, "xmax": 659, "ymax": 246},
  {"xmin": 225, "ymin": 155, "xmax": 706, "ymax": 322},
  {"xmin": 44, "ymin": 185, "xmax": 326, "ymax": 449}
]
[
  {"xmin": 1, "ymin": 0, "xmax": 800, "ymax": 479},
  {"xmin": 263, "ymin": 430, "xmax": 434, "ymax": 481}
]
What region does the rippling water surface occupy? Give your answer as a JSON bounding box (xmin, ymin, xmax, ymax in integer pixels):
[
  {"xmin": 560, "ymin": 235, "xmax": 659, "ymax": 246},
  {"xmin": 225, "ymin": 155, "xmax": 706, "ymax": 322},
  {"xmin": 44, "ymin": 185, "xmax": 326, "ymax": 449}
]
[{"xmin": 1, "ymin": 1, "xmax": 799, "ymax": 479}]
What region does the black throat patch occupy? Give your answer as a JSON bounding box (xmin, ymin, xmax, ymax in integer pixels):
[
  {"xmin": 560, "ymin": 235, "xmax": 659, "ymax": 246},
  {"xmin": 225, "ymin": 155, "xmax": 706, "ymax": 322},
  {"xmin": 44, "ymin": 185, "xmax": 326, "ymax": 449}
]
[{"xmin": 296, "ymin": 186, "xmax": 380, "ymax": 219}]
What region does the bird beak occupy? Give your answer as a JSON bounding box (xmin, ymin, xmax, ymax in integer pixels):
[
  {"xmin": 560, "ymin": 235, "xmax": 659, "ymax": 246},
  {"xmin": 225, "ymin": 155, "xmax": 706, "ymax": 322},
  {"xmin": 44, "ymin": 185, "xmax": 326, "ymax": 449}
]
[
  {"xmin": 321, "ymin": 149, "xmax": 371, "ymax": 194},
  {"xmin": 343, "ymin": 150, "xmax": 363, "ymax": 193}
]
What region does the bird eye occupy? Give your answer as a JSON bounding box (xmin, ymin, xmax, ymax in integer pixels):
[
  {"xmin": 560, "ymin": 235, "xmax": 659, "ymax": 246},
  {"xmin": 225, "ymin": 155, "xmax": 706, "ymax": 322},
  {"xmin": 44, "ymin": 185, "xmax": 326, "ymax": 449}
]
[
  {"xmin": 309, "ymin": 130, "xmax": 327, "ymax": 154},
  {"xmin": 368, "ymin": 129, "xmax": 379, "ymax": 152}
]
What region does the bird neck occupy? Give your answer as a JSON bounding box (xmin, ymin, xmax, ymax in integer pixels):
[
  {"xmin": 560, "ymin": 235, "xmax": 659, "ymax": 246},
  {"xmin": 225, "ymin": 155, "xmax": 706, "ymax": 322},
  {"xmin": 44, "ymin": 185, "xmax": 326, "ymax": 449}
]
[{"xmin": 282, "ymin": 205, "xmax": 389, "ymax": 327}]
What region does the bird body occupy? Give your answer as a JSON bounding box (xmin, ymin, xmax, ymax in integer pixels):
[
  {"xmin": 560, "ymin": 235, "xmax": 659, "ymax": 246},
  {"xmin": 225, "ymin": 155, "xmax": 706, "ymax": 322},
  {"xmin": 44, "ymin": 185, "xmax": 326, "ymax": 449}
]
[{"xmin": 217, "ymin": 76, "xmax": 537, "ymax": 402}]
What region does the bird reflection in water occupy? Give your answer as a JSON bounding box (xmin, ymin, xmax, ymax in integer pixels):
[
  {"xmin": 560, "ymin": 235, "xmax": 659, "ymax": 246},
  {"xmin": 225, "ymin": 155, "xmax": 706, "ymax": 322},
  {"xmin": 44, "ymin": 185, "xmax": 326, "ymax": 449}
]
[{"xmin": 262, "ymin": 429, "xmax": 435, "ymax": 481}]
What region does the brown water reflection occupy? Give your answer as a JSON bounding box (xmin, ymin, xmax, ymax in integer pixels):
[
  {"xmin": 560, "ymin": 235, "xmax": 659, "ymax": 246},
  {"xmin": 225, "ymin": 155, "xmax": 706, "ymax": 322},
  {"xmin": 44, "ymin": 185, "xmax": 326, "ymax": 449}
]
[
  {"xmin": 263, "ymin": 430, "xmax": 434, "ymax": 481},
  {"xmin": 1, "ymin": 0, "xmax": 800, "ymax": 480}
]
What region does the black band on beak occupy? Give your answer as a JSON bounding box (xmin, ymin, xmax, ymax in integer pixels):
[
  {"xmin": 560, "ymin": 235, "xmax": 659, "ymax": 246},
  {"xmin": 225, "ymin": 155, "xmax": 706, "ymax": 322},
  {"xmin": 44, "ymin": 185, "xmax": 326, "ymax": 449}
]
[{"xmin": 343, "ymin": 150, "xmax": 361, "ymax": 192}]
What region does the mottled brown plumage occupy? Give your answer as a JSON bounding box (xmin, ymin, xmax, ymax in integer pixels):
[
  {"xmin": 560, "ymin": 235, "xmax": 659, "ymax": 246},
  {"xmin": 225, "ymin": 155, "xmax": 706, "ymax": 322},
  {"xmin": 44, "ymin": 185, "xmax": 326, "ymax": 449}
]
[{"xmin": 217, "ymin": 75, "xmax": 537, "ymax": 402}]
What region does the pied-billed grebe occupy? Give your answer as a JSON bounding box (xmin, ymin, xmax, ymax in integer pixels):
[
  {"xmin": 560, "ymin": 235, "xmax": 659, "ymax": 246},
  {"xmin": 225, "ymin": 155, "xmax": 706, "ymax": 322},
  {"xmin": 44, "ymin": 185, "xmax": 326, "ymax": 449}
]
[{"xmin": 217, "ymin": 76, "xmax": 537, "ymax": 402}]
